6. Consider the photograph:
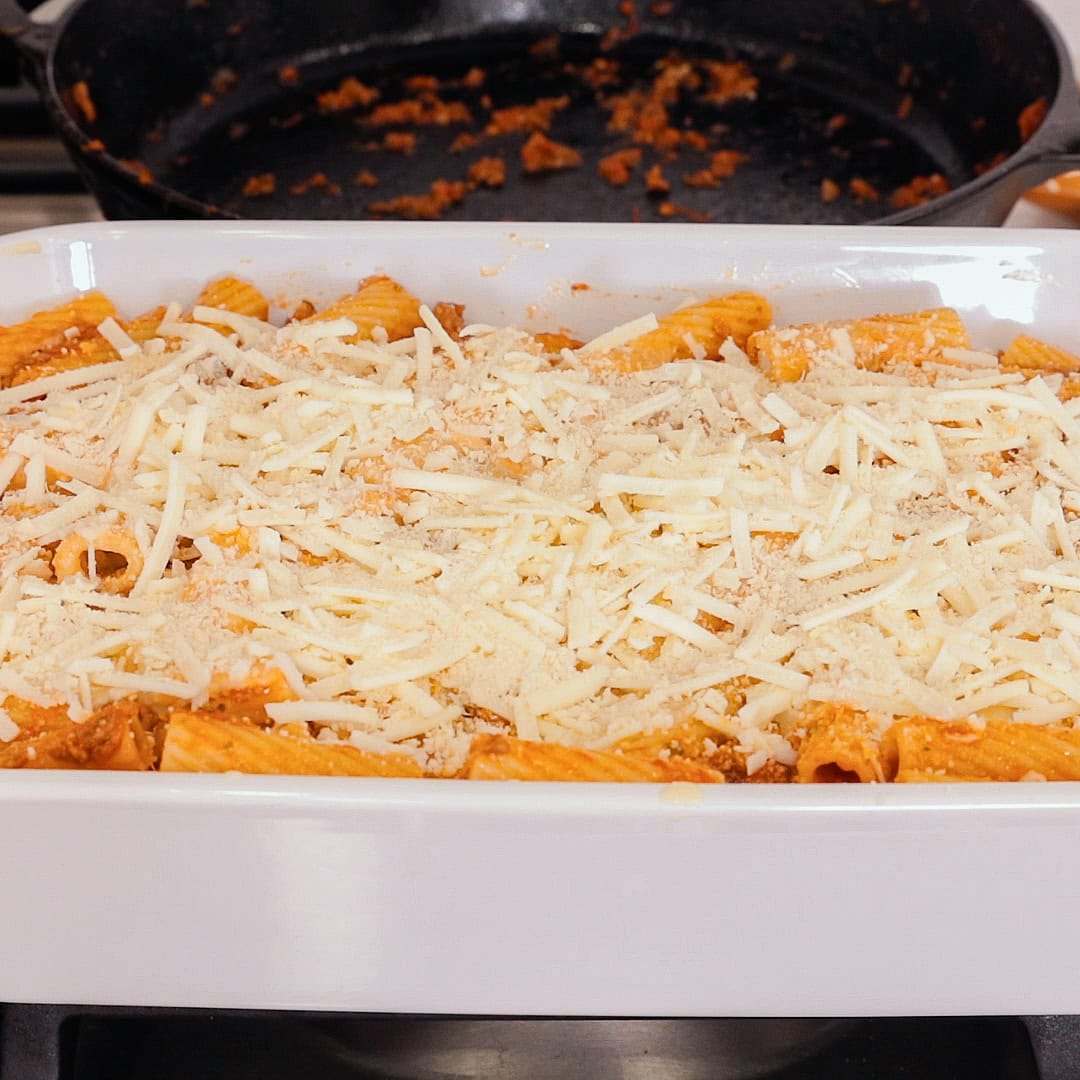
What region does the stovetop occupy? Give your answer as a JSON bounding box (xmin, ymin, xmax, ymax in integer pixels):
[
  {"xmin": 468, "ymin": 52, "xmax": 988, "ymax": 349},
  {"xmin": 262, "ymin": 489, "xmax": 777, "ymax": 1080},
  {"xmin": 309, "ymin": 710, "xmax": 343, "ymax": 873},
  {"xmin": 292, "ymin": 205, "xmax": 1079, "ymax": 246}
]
[{"xmin": 2, "ymin": 1009, "xmax": 1080, "ymax": 1080}]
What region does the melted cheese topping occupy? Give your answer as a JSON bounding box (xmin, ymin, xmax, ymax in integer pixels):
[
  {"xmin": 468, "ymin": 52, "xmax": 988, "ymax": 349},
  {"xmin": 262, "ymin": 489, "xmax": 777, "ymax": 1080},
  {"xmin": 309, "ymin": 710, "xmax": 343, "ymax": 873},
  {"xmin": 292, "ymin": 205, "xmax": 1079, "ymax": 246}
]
[{"xmin": 3, "ymin": 303, "xmax": 1080, "ymax": 773}]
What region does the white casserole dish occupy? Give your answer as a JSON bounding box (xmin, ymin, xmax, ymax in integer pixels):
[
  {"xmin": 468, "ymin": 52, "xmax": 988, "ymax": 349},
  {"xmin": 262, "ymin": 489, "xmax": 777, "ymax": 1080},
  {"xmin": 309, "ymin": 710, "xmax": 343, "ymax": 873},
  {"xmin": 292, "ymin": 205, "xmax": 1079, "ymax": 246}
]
[{"xmin": 1, "ymin": 220, "xmax": 1079, "ymax": 1015}]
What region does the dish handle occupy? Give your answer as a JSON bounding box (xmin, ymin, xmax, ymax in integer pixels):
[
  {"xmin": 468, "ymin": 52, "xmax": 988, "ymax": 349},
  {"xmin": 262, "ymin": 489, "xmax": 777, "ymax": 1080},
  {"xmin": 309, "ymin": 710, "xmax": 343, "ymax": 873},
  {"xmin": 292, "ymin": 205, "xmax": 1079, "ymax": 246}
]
[
  {"xmin": 0, "ymin": 0, "xmax": 55, "ymax": 71},
  {"xmin": 1021, "ymin": 1015, "xmax": 1080, "ymax": 1079}
]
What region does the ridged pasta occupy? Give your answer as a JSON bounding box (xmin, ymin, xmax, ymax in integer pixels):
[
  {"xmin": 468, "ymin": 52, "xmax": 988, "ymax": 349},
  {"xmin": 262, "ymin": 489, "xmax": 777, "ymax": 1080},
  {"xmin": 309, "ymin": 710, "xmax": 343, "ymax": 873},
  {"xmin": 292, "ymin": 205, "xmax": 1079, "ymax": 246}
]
[
  {"xmin": 882, "ymin": 717, "xmax": 1080, "ymax": 782},
  {"xmin": 303, "ymin": 274, "xmax": 423, "ymax": 343},
  {"xmin": 159, "ymin": 712, "xmax": 424, "ymax": 777},
  {"xmin": 464, "ymin": 733, "xmax": 725, "ymax": 782},
  {"xmin": 747, "ymin": 308, "xmax": 970, "ymax": 382},
  {"xmin": 594, "ymin": 293, "xmax": 771, "ymax": 373},
  {"xmin": 795, "ymin": 703, "xmax": 887, "ymax": 783},
  {"xmin": 1000, "ymin": 333, "xmax": 1080, "ymax": 375}
]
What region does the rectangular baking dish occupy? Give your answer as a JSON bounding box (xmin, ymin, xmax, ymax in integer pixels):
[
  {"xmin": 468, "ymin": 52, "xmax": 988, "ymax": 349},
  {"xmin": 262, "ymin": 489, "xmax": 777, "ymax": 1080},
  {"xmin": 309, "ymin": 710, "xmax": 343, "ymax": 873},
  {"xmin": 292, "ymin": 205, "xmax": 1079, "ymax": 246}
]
[{"xmin": 1, "ymin": 220, "xmax": 1079, "ymax": 1015}]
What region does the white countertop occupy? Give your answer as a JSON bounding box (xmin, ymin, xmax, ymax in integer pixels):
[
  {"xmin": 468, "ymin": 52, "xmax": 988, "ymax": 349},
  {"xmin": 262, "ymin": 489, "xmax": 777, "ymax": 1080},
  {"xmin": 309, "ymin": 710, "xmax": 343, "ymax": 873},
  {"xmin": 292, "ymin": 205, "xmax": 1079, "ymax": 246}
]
[{"xmin": 1, "ymin": 1, "xmax": 1078, "ymax": 232}]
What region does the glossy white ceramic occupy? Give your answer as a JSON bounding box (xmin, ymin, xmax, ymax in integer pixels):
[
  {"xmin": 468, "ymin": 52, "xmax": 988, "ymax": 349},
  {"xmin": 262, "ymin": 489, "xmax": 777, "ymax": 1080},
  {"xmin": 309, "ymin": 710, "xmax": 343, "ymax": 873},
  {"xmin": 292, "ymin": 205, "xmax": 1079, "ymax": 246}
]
[{"xmin": 1, "ymin": 221, "xmax": 1079, "ymax": 1015}]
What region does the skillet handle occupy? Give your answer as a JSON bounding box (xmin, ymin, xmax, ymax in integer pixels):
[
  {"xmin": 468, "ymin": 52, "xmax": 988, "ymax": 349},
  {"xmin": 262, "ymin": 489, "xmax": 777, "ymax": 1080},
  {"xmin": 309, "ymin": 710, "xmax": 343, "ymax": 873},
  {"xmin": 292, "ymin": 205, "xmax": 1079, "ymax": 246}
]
[{"xmin": 0, "ymin": 0, "xmax": 54, "ymax": 69}]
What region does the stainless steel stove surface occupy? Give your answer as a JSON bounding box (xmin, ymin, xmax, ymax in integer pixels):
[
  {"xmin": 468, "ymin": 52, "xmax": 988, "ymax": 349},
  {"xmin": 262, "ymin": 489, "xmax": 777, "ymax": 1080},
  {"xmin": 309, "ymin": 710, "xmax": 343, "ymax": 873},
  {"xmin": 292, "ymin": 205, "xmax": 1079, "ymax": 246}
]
[{"xmin": 3, "ymin": 1009, "xmax": 1080, "ymax": 1080}]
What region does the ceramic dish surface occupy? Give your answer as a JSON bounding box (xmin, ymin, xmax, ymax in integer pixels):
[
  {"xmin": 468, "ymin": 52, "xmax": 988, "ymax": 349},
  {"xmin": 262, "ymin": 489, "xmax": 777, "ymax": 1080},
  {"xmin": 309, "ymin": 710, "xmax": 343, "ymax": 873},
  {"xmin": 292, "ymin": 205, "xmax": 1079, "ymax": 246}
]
[{"xmin": 1, "ymin": 220, "xmax": 1079, "ymax": 1015}]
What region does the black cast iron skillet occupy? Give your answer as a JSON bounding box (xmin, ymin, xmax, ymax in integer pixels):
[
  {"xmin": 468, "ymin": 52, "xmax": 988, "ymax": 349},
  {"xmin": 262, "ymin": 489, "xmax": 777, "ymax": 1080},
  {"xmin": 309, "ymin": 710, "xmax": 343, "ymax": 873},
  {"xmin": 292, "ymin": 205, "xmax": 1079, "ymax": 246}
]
[{"xmin": 0, "ymin": 0, "xmax": 1079, "ymax": 224}]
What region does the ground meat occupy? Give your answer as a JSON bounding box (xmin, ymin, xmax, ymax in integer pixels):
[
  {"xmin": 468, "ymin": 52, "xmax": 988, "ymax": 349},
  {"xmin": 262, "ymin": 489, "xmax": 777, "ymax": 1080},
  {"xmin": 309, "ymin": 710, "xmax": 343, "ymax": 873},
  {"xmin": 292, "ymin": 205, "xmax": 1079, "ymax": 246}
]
[
  {"xmin": 467, "ymin": 156, "xmax": 506, "ymax": 187},
  {"xmin": 896, "ymin": 93, "xmax": 913, "ymax": 120},
  {"xmin": 826, "ymin": 113, "xmax": 848, "ymax": 136},
  {"xmin": 600, "ymin": 0, "xmax": 639, "ymax": 51},
  {"xmin": 71, "ymin": 80, "xmax": 97, "ymax": 125},
  {"xmin": 462, "ymin": 66, "xmax": 486, "ymax": 88},
  {"xmin": 383, "ymin": 131, "xmax": 417, "ymax": 154},
  {"xmin": 700, "ymin": 60, "xmax": 758, "ymax": 104},
  {"xmin": 364, "ymin": 96, "xmax": 471, "ymax": 127},
  {"xmin": 658, "ymin": 201, "xmax": 712, "ymax": 222},
  {"xmin": 890, "ymin": 172, "xmax": 949, "ymax": 209},
  {"xmin": 820, "ymin": 177, "xmax": 840, "ymax": 203},
  {"xmin": 644, "ymin": 162, "xmax": 670, "ymax": 194},
  {"xmin": 289, "ymin": 171, "xmax": 342, "ymax": 197},
  {"xmin": 353, "ymin": 169, "xmax": 379, "ymax": 187},
  {"xmin": 849, "ymin": 176, "xmax": 880, "ymax": 202},
  {"xmin": 433, "ymin": 301, "xmax": 467, "ymax": 338},
  {"xmin": 598, "ymin": 147, "xmax": 642, "ymax": 187},
  {"xmin": 520, "ymin": 132, "xmax": 583, "ymax": 174},
  {"xmin": 368, "ymin": 179, "xmax": 470, "ymax": 219},
  {"xmin": 405, "ymin": 74, "xmax": 440, "ymax": 92},
  {"xmin": 1018, "ymin": 97, "xmax": 1048, "ymax": 142},
  {"xmin": 317, "ymin": 76, "xmax": 380, "ymax": 113},
  {"xmin": 242, "ymin": 173, "xmax": 276, "ymax": 197},
  {"xmin": 682, "ymin": 150, "xmax": 746, "ymax": 189},
  {"xmin": 449, "ymin": 131, "xmax": 480, "ymax": 153},
  {"xmin": 120, "ymin": 159, "xmax": 154, "ymax": 186},
  {"xmin": 581, "ymin": 57, "xmax": 621, "ymax": 89},
  {"xmin": 278, "ymin": 65, "xmax": 300, "ymax": 85},
  {"xmin": 210, "ymin": 67, "xmax": 238, "ymax": 95},
  {"xmin": 485, "ymin": 95, "xmax": 569, "ymax": 135}
]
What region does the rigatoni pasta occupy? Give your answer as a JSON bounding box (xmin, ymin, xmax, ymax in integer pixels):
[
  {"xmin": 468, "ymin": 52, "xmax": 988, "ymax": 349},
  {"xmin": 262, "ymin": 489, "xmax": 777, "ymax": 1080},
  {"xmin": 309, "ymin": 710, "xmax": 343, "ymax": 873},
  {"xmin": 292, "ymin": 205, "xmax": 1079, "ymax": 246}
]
[{"xmin": 2, "ymin": 271, "xmax": 1080, "ymax": 783}]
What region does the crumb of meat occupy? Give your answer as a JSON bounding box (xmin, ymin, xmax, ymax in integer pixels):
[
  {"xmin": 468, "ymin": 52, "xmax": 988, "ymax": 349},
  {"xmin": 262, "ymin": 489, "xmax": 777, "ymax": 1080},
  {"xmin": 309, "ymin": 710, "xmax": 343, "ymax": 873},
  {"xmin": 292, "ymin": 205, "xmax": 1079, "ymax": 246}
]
[
  {"xmin": 405, "ymin": 74, "xmax": 440, "ymax": 92},
  {"xmin": 199, "ymin": 92, "xmax": 215, "ymax": 109},
  {"xmin": 120, "ymin": 159, "xmax": 155, "ymax": 186},
  {"xmin": 571, "ymin": 282, "xmax": 590, "ymax": 292},
  {"xmin": 684, "ymin": 148, "xmax": 745, "ymax": 186},
  {"xmin": 210, "ymin": 67, "xmax": 238, "ymax": 95},
  {"xmin": 848, "ymin": 176, "xmax": 879, "ymax": 202},
  {"xmin": 631, "ymin": 204, "xmax": 642, "ymax": 222},
  {"xmin": 520, "ymin": 132, "xmax": 583, "ymax": 173},
  {"xmin": 278, "ymin": 65, "xmax": 300, "ymax": 85},
  {"xmin": 450, "ymin": 131, "xmax": 480, "ymax": 153},
  {"xmin": 600, "ymin": 0, "xmax": 640, "ymax": 51},
  {"xmin": 225, "ymin": 18, "xmax": 246, "ymax": 34},
  {"xmin": 273, "ymin": 112, "xmax": 304, "ymax": 129},
  {"xmin": 896, "ymin": 93, "xmax": 913, "ymax": 120},
  {"xmin": 820, "ymin": 177, "xmax": 840, "ymax": 203},
  {"xmin": 71, "ymin": 80, "xmax": 97, "ymax": 125},
  {"xmin": 529, "ymin": 34, "xmax": 561, "ymax": 60},
  {"xmin": 290, "ymin": 171, "xmax": 342, "ymax": 197},
  {"xmin": 229, "ymin": 121, "xmax": 249, "ymax": 140},
  {"xmin": 485, "ymin": 95, "xmax": 570, "ymax": 135},
  {"xmin": 682, "ymin": 168, "xmax": 718, "ymax": 188},
  {"xmin": 897, "ymin": 61, "xmax": 914, "ymax": 88},
  {"xmin": 242, "ymin": 172, "xmax": 276, "ymax": 197},
  {"xmin": 432, "ymin": 301, "xmax": 466, "ymax": 338},
  {"xmin": 1018, "ymin": 97, "xmax": 1048, "ymax": 142},
  {"xmin": 81, "ymin": 139, "xmax": 105, "ymax": 153},
  {"xmin": 368, "ymin": 178, "xmax": 470, "ymax": 219},
  {"xmin": 286, "ymin": 300, "xmax": 317, "ymax": 323},
  {"xmin": 700, "ymin": 60, "xmax": 757, "ymax": 104},
  {"xmin": 467, "ymin": 156, "xmax": 506, "ymax": 187},
  {"xmin": 709, "ymin": 149, "xmax": 745, "ymax": 177},
  {"xmin": 383, "ymin": 131, "xmax": 417, "ymax": 154},
  {"xmin": 890, "ymin": 172, "xmax": 949, "ymax": 209},
  {"xmin": 776, "ymin": 51, "xmax": 797, "ymax": 73},
  {"xmin": 658, "ymin": 200, "xmax": 711, "ymax": 222},
  {"xmin": 462, "ymin": 66, "xmax": 486, "ymax": 88},
  {"xmin": 318, "ymin": 76, "xmax": 380, "ymax": 113},
  {"xmin": 353, "ymin": 169, "xmax": 379, "ymax": 187},
  {"xmin": 364, "ymin": 96, "xmax": 471, "ymax": 127},
  {"xmin": 644, "ymin": 162, "xmax": 670, "ymax": 194},
  {"xmin": 826, "ymin": 113, "xmax": 847, "ymax": 136},
  {"xmin": 681, "ymin": 130, "xmax": 709, "ymax": 151},
  {"xmin": 581, "ymin": 57, "xmax": 620, "ymax": 89},
  {"xmin": 649, "ymin": 0, "xmax": 674, "ymax": 13},
  {"xmin": 598, "ymin": 147, "xmax": 642, "ymax": 187}
]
